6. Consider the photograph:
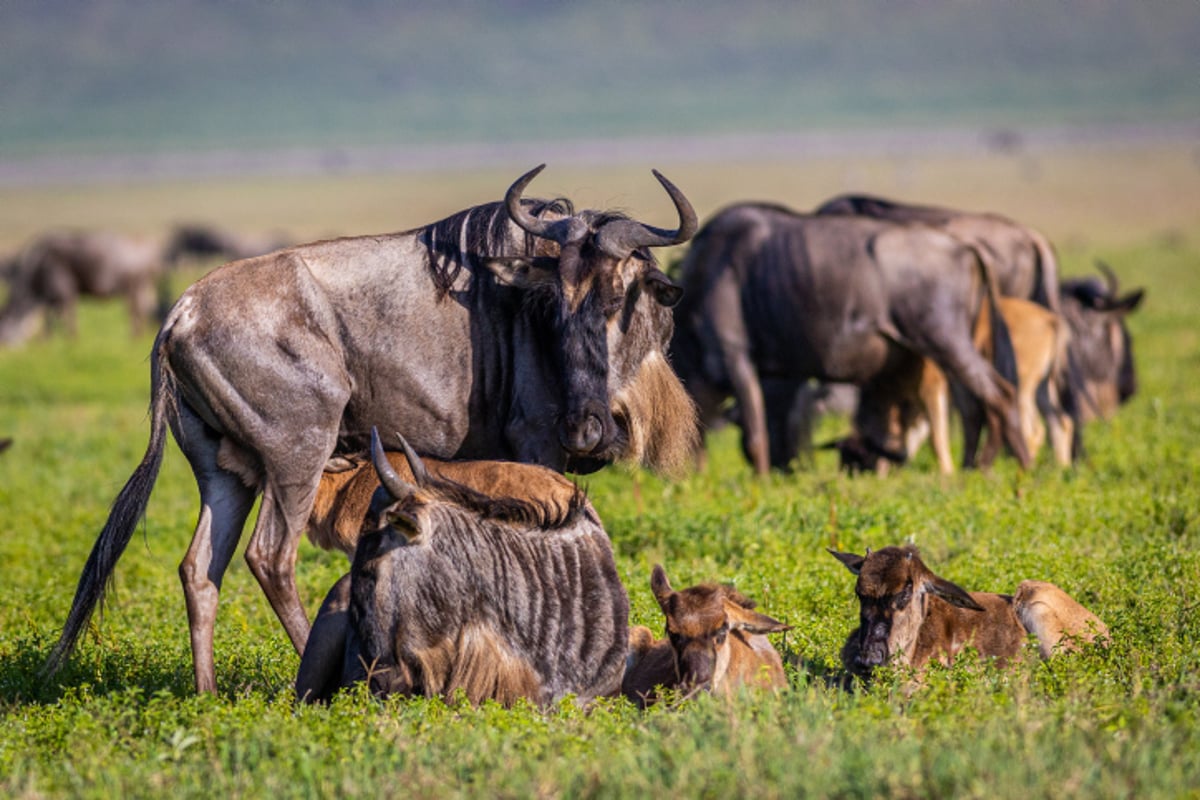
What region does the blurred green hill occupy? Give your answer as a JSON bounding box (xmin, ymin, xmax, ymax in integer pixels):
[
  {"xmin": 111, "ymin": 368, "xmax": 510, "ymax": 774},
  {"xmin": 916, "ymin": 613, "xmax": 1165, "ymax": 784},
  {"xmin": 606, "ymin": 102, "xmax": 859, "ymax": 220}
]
[{"xmin": 1, "ymin": 0, "xmax": 1197, "ymax": 158}]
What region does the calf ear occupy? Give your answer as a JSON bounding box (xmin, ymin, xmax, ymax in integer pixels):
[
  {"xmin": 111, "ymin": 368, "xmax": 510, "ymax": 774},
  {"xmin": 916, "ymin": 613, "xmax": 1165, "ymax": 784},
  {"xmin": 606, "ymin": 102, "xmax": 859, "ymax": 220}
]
[
  {"xmin": 642, "ymin": 267, "xmax": 683, "ymax": 307},
  {"xmin": 828, "ymin": 548, "xmax": 866, "ymax": 575},
  {"xmin": 725, "ymin": 601, "xmax": 792, "ymax": 634},
  {"xmin": 481, "ymin": 256, "xmax": 559, "ymax": 289},
  {"xmin": 650, "ymin": 564, "xmax": 674, "ymax": 610},
  {"xmin": 926, "ymin": 576, "xmax": 986, "ymax": 612}
]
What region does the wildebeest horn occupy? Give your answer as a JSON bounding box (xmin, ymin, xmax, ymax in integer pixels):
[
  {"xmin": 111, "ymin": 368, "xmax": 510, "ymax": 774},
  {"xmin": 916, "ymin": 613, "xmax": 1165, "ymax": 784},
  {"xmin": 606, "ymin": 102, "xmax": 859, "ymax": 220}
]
[
  {"xmin": 370, "ymin": 427, "xmax": 416, "ymax": 501},
  {"xmin": 1095, "ymin": 260, "xmax": 1120, "ymax": 294},
  {"xmin": 504, "ymin": 164, "xmax": 588, "ymax": 245},
  {"xmin": 393, "ymin": 431, "xmax": 432, "ymax": 487},
  {"xmin": 595, "ymin": 170, "xmax": 699, "ymax": 255}
]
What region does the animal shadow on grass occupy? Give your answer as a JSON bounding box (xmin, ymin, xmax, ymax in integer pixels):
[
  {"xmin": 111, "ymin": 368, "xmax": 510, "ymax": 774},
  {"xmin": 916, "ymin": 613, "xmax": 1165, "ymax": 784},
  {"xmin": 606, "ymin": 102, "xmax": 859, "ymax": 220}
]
[{"xmin": 3, "ymin": 637, "xmax": 202, "ymax": 704}]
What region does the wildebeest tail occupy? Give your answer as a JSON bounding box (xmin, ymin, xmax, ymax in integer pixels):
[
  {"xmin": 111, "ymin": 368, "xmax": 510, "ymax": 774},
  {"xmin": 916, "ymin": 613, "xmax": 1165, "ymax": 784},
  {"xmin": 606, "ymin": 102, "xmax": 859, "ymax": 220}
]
[
  {"xmin": 978, "ymin": 260, "xmax": 1020, "ymax": 394},
  {"xmin": 41, "ymin": 349, "xmax": 172, "ymax": 680}
]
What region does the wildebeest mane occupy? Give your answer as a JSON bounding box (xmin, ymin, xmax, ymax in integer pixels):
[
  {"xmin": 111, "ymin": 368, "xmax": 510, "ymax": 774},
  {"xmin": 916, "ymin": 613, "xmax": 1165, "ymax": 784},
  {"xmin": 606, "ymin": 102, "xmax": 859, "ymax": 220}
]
[
  {"xmin": 416, "ymin": 198, "xmax": 575, "ymax": 297},
  {"xmin": 420, "ymin": 469, "xmax": 590, "ymax": 530}
]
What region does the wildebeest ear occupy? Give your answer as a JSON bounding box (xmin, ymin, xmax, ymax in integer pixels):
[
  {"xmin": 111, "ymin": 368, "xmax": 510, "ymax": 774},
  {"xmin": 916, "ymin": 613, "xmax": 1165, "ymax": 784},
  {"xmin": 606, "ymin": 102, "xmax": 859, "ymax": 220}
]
[
  {"xmin": 1114, "ymin": 289, "xmax": 1144, "ymax": 313},
  {"xmin": 642, "ymin": 267, "xmax": 683, "ymax": 308},
  {"xmin": 828, "ymin": 548, "xmax": 866, "ymax": 575},
  {"xmin": 925, "ymin": 575, "xmax": 986, "ymax": 612},
  {"xmin": 724, "ymin": 600, "xmax": 792, "ymax": 634},
  {"xmin": 650, "ymin": 563, "xmax": 674, "ymax": 608},
  {"xmin": 481, "ymin": 257, "xmax": 558, "ymax": 289}
]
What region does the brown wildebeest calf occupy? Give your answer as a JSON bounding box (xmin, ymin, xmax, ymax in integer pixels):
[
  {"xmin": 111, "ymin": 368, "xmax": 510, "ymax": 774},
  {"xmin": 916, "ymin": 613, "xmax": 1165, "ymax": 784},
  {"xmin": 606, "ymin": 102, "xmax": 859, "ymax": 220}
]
[
  {"xmin": 295, "ymin": 430, "xmax": 629, "ymax": 706},
  {"xmin": 829, "ymin": 545, "xmax": 1107, "ymax": 677},
  {"xmin": 621, "ymin": 564, "xmax": 790, "ymax": 706},
  {"xmin": 829, "ymin": 296, "xmax": 1073, "ymax": 474}
]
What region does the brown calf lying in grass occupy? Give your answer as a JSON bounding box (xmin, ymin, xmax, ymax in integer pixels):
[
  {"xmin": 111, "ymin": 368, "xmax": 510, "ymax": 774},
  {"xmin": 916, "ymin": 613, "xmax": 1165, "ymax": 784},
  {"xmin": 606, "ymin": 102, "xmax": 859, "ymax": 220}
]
[
  {"xmin": 830, "ymin": 545, "xmax": 1107, "ymax": 677},
  {"xmin": 622, "ymin": 564, "xmax": 791, "ymax": 706},
  {"xmin": 309, "ymin": 450, "xmax": 581, "ymax": 556}
]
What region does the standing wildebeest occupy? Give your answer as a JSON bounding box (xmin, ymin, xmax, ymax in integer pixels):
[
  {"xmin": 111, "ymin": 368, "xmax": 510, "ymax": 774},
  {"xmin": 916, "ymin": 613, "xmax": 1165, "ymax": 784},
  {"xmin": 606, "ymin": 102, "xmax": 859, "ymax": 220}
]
[
  {"xmin": 621, "ymin": 564, "xmax": 790, "ymax": 706},
  {"xmin": 670, "ymin": 203, "xmax": 1030, "ymax": 474},
  {"xmin": 164, "ymin": 223, "xmax": 293, "ymax": 268},
  {"xmin": 46, "ymin": 165, "xmax": 698, "ymax": 693},
  {"xmin": 830, "ymin": 545, "xmax": 1108, "ymax": 678},
  {"xmin": 295, "ymin": 431, "xmax": 629, "ymax": 706},
  {"xmin": 0, "ymin": 230, "xmax": 164, "ymax": 346},
  {"xmin": 814, "ymin": 193, "xmax": 1061, "ymax": 313},
  {"xmin": 1059, "ymin": 263, "xmax": 1143, "ymax": 425}
]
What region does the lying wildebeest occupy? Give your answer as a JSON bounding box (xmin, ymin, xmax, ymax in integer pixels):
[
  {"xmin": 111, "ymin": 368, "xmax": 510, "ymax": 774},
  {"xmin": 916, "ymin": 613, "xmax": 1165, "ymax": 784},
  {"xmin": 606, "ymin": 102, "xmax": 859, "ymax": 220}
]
[
  {"xmin": 164, "ymin": 223, "xmax": 293, "ymax": 268},
  {"xmin": 1059, "ymin": 262, "xmax": 1143, "ymax": 425},
  {"xmin": 830, "ymin": 296, "xmax": 1073, "ymax": 474},
  {"xmin": 814, "ymin": 193, "xmax": 1061, "ymax": 313},
  {"xmin": 622, "ymin": 564, "xmax": 790, "ymax": 706},
  {"xmin": 0, "ymin": 230, "xmax": 165, "ymax": 346},
  {"xmin": 295, "ymin": 431, "xmax": 629, "ymax": 706},
  {"xmin": 670, "ymin": 203, "xmax": 1030, "ymax": 474},
  {"xmin": 829, "ymin": 545, "xmax": 1108, "ymax": 678},
  {"xmin": 46, "ymin": 165, "xmax": 699, "ymax": 693}
]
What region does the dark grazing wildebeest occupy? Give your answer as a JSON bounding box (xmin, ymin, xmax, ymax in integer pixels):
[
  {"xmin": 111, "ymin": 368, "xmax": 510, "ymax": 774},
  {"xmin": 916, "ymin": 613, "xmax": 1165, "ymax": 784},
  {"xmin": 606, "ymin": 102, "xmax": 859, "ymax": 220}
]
[
  {"xmin": 1058, "ymin": 262, "xmax": 1143, "ymax": 425},
  {"xmin": 621, "ymin": 564, "xmax": 790, "ymax": 707},
  {"xmin": 45, "ymin": 165, "xmax": 698, "ymax": 693},
  {"xmin": 829, "ymin": 545, "xmax": 1108, "ymax": 678},
  {"xmin": 295, "ymin": 431, "xmax": 629, "ymax": 706},
  {"xmin": 164, "ymin": 223, "xmax": 293, "ymax": 268},
  {"xmin": 0, "ymin": 230, "xmax": 165, "ymax": 346},
  {"xmin": 814, "ymin": 193, "xmax": 1061, "ymax": 313},
  {"xmin": 670, "ymin": 203, "xmax": 1030, "ymax": 474}
]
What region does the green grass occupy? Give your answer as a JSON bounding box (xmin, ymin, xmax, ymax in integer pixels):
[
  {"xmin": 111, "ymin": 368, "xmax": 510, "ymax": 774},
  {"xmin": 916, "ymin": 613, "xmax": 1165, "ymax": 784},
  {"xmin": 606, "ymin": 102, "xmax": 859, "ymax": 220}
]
[{"xmin": 1, "ymin": 212, "xmax": 1198, "ymax": 796}]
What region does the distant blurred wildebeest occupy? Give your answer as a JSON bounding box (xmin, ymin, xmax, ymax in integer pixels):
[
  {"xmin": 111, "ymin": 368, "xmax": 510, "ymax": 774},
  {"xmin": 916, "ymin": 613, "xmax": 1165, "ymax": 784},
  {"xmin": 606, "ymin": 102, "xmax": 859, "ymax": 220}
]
[
  {"xmin": 295, "ymin": 431, "xmax": 629, "ymax": 706},
  {"xmin": 1059, "ymin": 262, "xmax": 1144, "ymax": 425},
  {"xmin": 670, "ymin": 203, "xmax": 1029, "ymax": 474},
  {"xmin": 46, "ymin": 165, "xmax": 698, "ymax": 693},
  {"xmin": 0, "ymin": 230, "xmax": 164, "ymax": 346},
  {"xmin": 0, "ymin": 438, "xmax": 11, "ymax": 455},
  {"xmin": 164, "ymin": 223, "xmax": 293, "ymax": 268}
]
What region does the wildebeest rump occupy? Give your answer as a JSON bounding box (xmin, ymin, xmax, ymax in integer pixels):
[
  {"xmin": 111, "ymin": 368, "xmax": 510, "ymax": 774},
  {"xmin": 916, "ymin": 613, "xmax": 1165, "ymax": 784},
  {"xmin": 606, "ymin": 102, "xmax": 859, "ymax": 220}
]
[
  {"xmin": 670, "ymin": 203, "xmax": 1030, "ymax": 474},
  {"xmin": 814, "ymin": 193, "xmax": 1061, "ymax": 313},
  {"xmin": 295, "ymin": 431, "xmax": 629, "ymax": 706},
  {"xmin": 0, "ymin": 230, "xmax": 164, "ymax": 346},
  {"xmin": 830, "ymin": 545, "xmax": 1108, "ymax": 677},
  {"xmin": 45, "ymin": 166, "xmax": 698, "ymax": 693}
]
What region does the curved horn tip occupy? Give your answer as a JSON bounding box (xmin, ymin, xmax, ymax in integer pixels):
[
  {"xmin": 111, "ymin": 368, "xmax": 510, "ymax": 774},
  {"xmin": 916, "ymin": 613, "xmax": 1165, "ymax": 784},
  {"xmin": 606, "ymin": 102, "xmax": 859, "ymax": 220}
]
[
  {"xmin": 393, "ymin": 431, "xmax": 431, "ymax": 486},
  {"xmin": 370, "ymin": 427, "xmax": 415, "ymax": 501}
]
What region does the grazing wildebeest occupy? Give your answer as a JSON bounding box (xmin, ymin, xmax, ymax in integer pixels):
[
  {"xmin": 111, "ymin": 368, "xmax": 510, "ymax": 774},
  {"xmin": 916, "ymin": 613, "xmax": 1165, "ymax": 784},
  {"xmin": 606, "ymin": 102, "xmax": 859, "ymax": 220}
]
[
  {"xmin": 622, "ymin": 564, "xmax": 790, "ymax": 706},
  {"xmin": 832, "ymin": 296, "xmax": 1073, "ymax": 474},
  {"xmin": 814, "ymin": 193, "xmax": 1061, "ymax": 313},
  {"xmin": 295, "ymin": 431, "xmax": 629, "ymax": 706},
  {"xmin": 670, "ymin": 203, "xmax": 1030, "ymax": 474},
  {"xmin": 0, "ymin": 437, "xmax": 11, "ymax": 455},
  {"xmin": 0, "ymin": 230, "xmax": 165, "ymax": 346},
  {"xmin": 46, "ymin": 165, "xmax": 698, "ymax": 693},
  {"xmin": 830, "ymin": 545, "xmax": 1108, "ymax": 678},
  {"xmin": 164, "ymin": 223, "xmax": 293, "ymax": 268},
  {"xmin": 1059, "ymin": 262, "xmax": 1144, "ymax": 425}
]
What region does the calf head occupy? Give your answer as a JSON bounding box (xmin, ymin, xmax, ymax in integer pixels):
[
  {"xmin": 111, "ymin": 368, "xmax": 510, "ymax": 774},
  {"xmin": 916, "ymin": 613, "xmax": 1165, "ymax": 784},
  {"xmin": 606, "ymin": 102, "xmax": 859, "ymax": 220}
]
[
  {"xmin": 489, "ymin": 165, "xmax": 696, "ymax": 472},
  {"xmin": 1060, "ymin": 262, "xmax": 1144, "ymax": 420},
  {"xmin": 829, "ymin": 545, "xmax": 984, "ymax": 674},
  {"xmin": 650, "ymin": 564, "xmax": 790, "ymax": 693}
]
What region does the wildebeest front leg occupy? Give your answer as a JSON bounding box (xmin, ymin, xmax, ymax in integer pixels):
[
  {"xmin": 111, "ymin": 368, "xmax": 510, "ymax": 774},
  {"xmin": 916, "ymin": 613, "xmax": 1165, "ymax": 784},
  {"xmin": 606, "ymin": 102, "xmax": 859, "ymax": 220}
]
[{"xmin": 295, "ymin": 574, "xmax": 352, "ymax": 703}]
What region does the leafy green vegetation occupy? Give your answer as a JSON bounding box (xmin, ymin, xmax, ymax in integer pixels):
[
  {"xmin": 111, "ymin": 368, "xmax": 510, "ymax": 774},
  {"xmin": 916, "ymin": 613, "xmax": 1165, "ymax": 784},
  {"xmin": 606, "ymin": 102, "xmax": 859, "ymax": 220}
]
[{"xmin": 1, "ymin": 174, "xmax": 1198, "ymax": 796}]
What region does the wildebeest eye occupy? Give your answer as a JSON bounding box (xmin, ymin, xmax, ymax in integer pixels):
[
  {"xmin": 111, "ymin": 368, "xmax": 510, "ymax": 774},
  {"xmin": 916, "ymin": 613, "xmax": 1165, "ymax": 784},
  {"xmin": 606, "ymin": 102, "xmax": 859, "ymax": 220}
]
[
  {"xmin": 713, "ymin": 625, "xmax": 728, "ymax": 645},
  {"xmin": 894, "ymin": 583, "xmax": 913, "ymax": 609}
]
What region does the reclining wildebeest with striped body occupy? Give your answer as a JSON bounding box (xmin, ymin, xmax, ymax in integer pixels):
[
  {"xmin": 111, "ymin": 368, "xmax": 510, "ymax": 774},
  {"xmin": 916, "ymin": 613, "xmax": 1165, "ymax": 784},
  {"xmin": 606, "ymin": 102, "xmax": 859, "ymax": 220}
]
[
  {"xmin": 0, "ymin": 229, "xmax": 165, "ymax": 346},
  {"xmin": 295, "ymin": 431, "xmax": 629, "ymax": 706},
  {"xmin": 46, "ymin": 165, "xmax": 699, "ymax": 694},
  {"xmin": 829, "ymin": 545, "xmax": 1108, "ymax": 678},
  {"xmin": 621, "ymin": 564, "xmax": 790, "ymax": 706},
  {"xmin": 669, "ymin": 203, "xmax": 1030, "ymax": 475},
  {"xmin": 830, "ymin": 296, "xmax": 1073, "ymax": 474}
]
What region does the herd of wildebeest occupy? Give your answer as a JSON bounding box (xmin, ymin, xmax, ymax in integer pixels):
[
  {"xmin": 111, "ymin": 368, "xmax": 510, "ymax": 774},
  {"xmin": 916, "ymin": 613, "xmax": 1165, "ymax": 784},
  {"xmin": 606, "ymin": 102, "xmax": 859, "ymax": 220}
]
[{"xmin": 1, "ymin": 165, "xmax": 1138, "ymax": 705}]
